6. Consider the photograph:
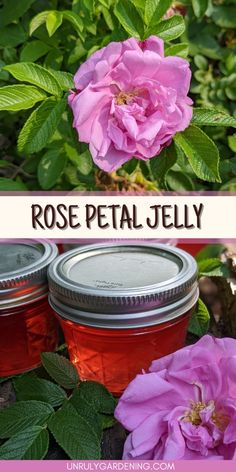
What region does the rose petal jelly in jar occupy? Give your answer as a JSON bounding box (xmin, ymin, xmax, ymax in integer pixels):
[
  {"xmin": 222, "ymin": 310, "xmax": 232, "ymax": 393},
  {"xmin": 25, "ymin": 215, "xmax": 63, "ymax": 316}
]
[
  {"xmin": 48, "ymin": 243, "xmax": 199, "ymax": 396},
  {"xmin": 0, "ymin": 241, "xmax": 59, "ymax": 377}
]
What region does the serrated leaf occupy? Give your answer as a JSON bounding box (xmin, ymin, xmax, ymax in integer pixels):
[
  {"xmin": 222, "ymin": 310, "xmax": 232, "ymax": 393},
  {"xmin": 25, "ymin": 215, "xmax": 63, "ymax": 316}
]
[
  {"xmin": 29, "ymin": 11, "xmax": 50, "ymax": 36},
  {"xmin": 0, "ymin": 85, "xmax": 46, "ymax": 112},
  {"xmin": 13, "ymin": 373, "xmax": 67, "ymax": 407},
  {"xmin": 188, "ymin": 299, "xmax": 210, "ymax": 338},
  {"xmin": 0, "ymin": 178, "xmax": 27, "ymax": 191},
  {"xmin": 114, "ymin": 0, "xmax": 144, "ymax": 39},
  {"xmin": 4, "ymin": 62, "xmax": 62, "ymax": 96},
  {"xmin": 38, "ymin": 149, "xmax": 67, "ymax": 189},
  {"xmin": 41, "ymin": 352, "xmax": 79, "ymax": 389},
  {"xmin": 20, "ymin": 40, "xmax": 51, "ymax": 62},
  {"xmin": 62, "ymin": 11, "xmax": 84, "ymax": 33},
  {"xmin": 174, "ymin": 125, "xmax": 221, "ymax": 183},
  {"xmin": 17, "ymin": 97, "xmax": 66, "ymax": 154},
  {"xmin": 48, "ymin": 401, "xmax": 101, "ymax": 459},
  {"xmin": 192, "ymin": 108, "xmax": 236, "ymax": 128},
  {"xmin": 70, "ymin": 389, "xmax": 102, "ymax": 440},
  {"xmin": 150, "ymin": 143, "xmax": 177, "ymax": 187},
  {"xmin": 65, "ymin": 144, "xmax": 93, "ymax": 175},
  {"xmin": 0, "ymin": 427, "xmax": 49, "ymax": 460},
  {"xmin": 147, "ymin": 15, "xmax": 185, "ymax": 41},
  {"xmin": 165, "ymin": 43, "xmax": 189, "ymax": 58},
  {"xmin": 192, "ymin": 0, "xmax": 209, "ymax": 18},
  {"xmin": 77, "ymin": 381, "xmax": 116, "ymax": 415},
  {"xmin": 48, "ymin": 70, "xmax": 74, "ymax": 91},
  {"xmin": 0, "ymin": 0, "xmax": 36, "ymax": 28},
  {"xmin": 46, "ymin": 11, "xmax": 63, "ymax": 37},
  {"xmin": 144, "ymin": 0, "xmax": 172, "ymax": 26},
  {"xmin": 198, "ymin": 258, "xmax": 229, "ymax": 277},
  {"xmin": 0, "ymin": 401, "xmax": 53, "ymax": 439}
]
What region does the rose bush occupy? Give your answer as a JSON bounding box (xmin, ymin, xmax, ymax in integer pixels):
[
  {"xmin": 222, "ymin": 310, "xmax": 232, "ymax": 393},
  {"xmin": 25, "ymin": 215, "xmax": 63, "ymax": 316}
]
[
  {"xmin": 115, "ymin": 335, "xmax": 236, "ymax": 460},
  {"xmin": 68, "ymin": 36, "xmax": 193, "ymax": 172}
]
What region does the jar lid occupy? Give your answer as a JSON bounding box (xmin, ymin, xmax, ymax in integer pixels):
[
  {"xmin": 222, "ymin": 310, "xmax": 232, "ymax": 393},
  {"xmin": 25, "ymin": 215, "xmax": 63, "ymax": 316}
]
[
  {"xmin": 0, "ymin": 241, "xmax": 58, "ymax": 308},
  {"xmin": 48, "ymin": 243, "xmax": 198, "ymax": 316}
]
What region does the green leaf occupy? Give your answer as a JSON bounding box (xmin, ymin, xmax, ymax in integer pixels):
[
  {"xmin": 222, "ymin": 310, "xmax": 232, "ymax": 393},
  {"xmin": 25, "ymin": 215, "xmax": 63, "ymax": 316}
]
[
  {"xmin": 166, "ymin": 170, "xmax": 195, "ymax": 191},
  {"xmin": 144, "ymin": 0, "xmax": 172, "ymax": 26},
  {"xmin": 0, "ymin": 0, "xmax": 36, "ymax": 27},
  {"xmin": 150, "ymin": 143, "xmax": 177, "ymax": 187},
  {"xmin": 174, "ymin": 125, "xmax": 221, "ymax": 183},
  {"xmin": 38, "ymin": 149, "xmax": 67, "ymax": 189},
  {"xmin": 49, "ymin": 401, "xmax": 101, "ymax": 459},
  {"xmin": 17, "ymin": 97, "xmax": 66, "ymax": 155},
  {"xmin": 188, "ymin": 299, "xmax": 210, "ymax": 338},
  {"xmin": 114, "ymin": 0, "xmax": 144, "ymax": 39},
  {"xmin": 192, "ymin": 108, "xmax": 236, "ymax": 128},
  {"xmin": 0, "ymin": 426, "xmax": 49, "ymax": 460},
  {"xmin": 0, "ymin": 24, "xmax": 26, "ymax": 47},
  {"xmin": 46, "ymin": 11, "xmax": 63, "ymax": 37},
  {"xmin": 20, "ymin": 41, "xmax": 51, "ymax": 62},
  {"xmin": 192, "ymin": 0, "xmax": 209, "ymax": 18},
  {"xmin": 4, "ymin": 62, "xmax": 62, "ymax": 96},
  {"xmin": 65, "ymin": 144, "xmax": 93, "ymax": 175},
  {"xmin": 165, "ymin": 43, "xmax": 189, "ymax": 58},
  {"xmin": 62, "ymin": 11, "xmax": 84, "ymax": 33},
  {"xmin": 0, "ymin": 401, "xmax": 53, "ymax": 439},
  {"xmin": 211, "ymin": 5, "xmax": 236, "ymax": 29},
  {"xmin": 147, "ymin": 15, "xmax": 185, "ymax": 41},
  {"xmin": 76, "ymin": 381, "xmax": 116, "ymax": 415},
  {"xmin": 29, "ymin": 11, "xmax": 50, "ymax": 36},
  {"xmin": 0, "ymin": 85, "xmax": 46, "ymax": 112},
  {"xmin": 41, "ymin": 352, "xmax": 79, "ymax": 389},
  {"xmin": 228, "ymin": 134, "xmax": 236, "ymax": 152},
  {"xmin": 198, "ymin": 258, "xmax": 229, "ymax": 278},
  {"xmin": 195, "ymin": 244, "xmax": 225, "ymax": 262},
  {"xmin": 70, "ymin": 389, "xmax": 103, "ymax": 440},
  {"xmin": 13, "ymin": 373, "xmax": 67, "ymax": 407},
  {"xmin": 48, "ymin": 70, "xmax": 74, "ymax": 91},
  {"xmin": 0, "ymin": 178, "xmax": 27, "ymax": 191}
]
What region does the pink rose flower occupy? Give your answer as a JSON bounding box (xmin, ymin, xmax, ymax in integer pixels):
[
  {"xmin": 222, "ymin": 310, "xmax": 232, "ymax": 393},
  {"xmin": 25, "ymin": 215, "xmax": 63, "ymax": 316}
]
[
  {"xmin": 68, "ymin": 36, "xmax": 193, "ymax": 172},
  {"xmin": 115, "ymin": 335, "xmax": 236, "ymax": 460}
]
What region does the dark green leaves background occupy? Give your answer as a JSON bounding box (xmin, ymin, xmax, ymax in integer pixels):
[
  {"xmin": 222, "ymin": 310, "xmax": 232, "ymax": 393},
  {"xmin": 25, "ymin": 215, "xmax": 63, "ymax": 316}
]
[{"xmin": 0, "ymin": 0, "xmax": 236, "ymax": 191}]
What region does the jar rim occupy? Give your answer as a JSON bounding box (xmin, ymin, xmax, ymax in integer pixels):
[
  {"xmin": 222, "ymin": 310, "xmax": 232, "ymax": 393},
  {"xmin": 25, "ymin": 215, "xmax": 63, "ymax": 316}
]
[
  {"xmin": 0, "ymin": 240, "xmax": 58, "ymax": 306},
  {"xmin": 49, "ymin": 283, "xmax": 199, "ymax": 329},
  {"xmin": 48, "ymin": 242, "xmax": 198, "ymax": 315}
]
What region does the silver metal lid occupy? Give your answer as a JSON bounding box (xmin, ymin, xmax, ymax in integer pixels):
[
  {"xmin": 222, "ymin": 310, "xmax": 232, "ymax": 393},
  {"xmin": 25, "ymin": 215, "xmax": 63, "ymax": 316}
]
[
  {"xmin": 0, "ymin": 241, "xmax": 58, "ymax": 308},
  {"xmin": 48, "ymin": 243, "xmax": 198, "ymax": 324}
]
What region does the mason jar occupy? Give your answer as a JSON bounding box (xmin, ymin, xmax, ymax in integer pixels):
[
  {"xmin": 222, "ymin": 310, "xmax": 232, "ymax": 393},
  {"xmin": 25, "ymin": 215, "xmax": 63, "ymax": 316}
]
[
  {"xmin": 0, "ymin": 241, "xmax": 58, "ymax": 377},
  {"xmin": 48, "ymin": 243, "xmax": 199, "ymax": 395}
]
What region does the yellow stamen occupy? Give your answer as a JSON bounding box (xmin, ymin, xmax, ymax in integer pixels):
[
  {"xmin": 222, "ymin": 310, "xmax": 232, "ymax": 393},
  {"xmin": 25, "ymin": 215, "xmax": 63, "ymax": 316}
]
[
  {"xmin": 183, "ymin": 400, "xmax": 230, "ymax": 431},
  {"xmin": 116, "ymin": 90, "xmax": 139, "ymax": 105}
]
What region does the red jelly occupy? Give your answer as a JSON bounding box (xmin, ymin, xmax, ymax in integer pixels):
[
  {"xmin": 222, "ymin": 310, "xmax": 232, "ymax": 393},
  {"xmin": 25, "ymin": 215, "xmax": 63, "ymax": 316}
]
[
  {"xmin": 0, "ymin": 242, "xmax": 58, "ymax": 377},
  {"xmin": 48, "ymin": 243, "xmax": 199, "ymax": 396}
]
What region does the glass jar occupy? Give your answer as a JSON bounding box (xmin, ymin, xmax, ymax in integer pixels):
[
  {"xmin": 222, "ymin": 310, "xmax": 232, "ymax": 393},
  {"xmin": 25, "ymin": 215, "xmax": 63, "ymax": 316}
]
[
  {"xmin": 48, "ymin": 243, "xmax": 199, "ymax": 396},
  {"xmin": 0, "ymin": 241, "xmax": 58, "ymax": 377}
]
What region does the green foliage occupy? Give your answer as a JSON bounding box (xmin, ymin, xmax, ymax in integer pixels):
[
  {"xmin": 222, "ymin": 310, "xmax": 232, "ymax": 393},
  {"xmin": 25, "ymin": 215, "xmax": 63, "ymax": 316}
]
[
  {"xmin": 0, "ymin": 352, "xmax": 116, "ymax": 460},
  {"xmin": 0, "ymin": 426, "xmax": 49, "ymax": 460},
  {"xmin": 0, "ymin": 401, "xmax": 53, "ymax": 438},
  {"xmin": 0, "ymin": 0, "xmax": 236, "ymax": 191},
  {"xmin": 13, "ymin": 373, "xmax": 67, "ymax": 407},
  {"xmin": 198, "ymin": 257, "xmax": 230, "ymax": 277},
  {"xmin": 41, "ymin": 352, "xmax": 79, "ymax": 389},
  {"xmin": 188, "ymin": 298, "xmax": 210, "ymax": 337},
  {"xmin": 174, "ymin": 125, "xmax": 221, "ymax": 182}
]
